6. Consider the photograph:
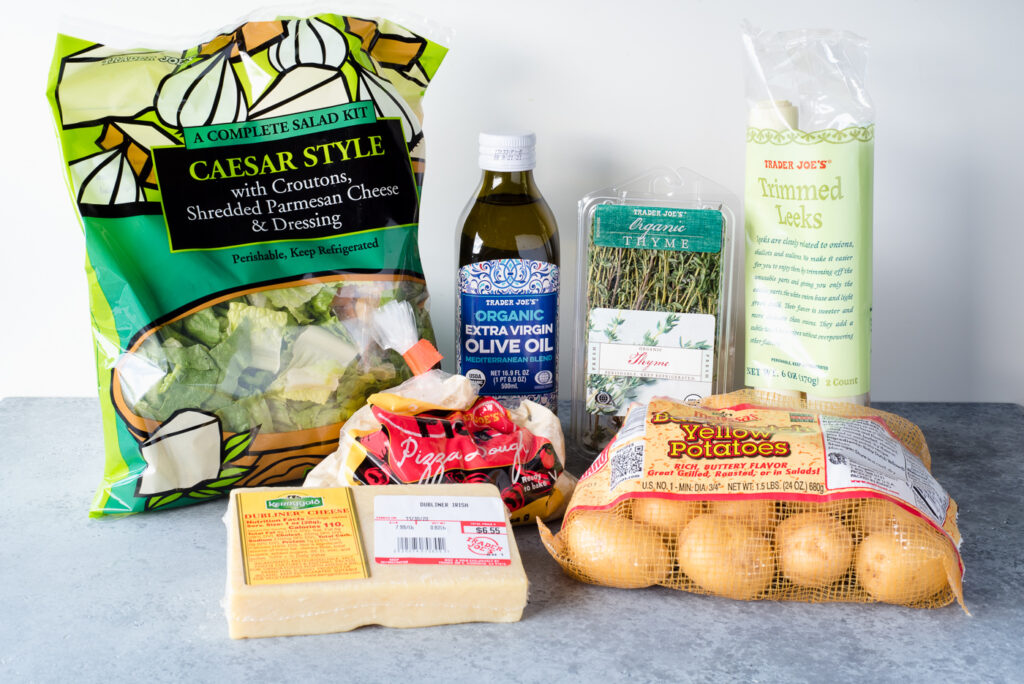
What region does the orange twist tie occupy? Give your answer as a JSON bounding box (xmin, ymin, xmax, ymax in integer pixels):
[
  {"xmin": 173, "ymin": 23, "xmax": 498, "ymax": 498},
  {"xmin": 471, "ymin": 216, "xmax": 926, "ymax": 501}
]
[{"xmin": 402, "ymin": 338, "xmax": 443, "ymax": 376}]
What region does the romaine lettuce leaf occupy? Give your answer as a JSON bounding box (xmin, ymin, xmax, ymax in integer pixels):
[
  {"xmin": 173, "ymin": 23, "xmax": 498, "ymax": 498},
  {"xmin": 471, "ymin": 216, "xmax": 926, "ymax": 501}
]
[
  {"xmin": 262, "ymin": 284, "xmax": 328, "ymax": 324},
  {"xmin": 225, "ymin": 302, "xmax": 288, "ymax": 372},
  {"xmin": 181, "ymin": 307, "xmax": 224, "ymax": 347},
  {"xmin": 269, "ymin": 359, "xmax": 346, "ymax": 404},
  {"xmin": 126, "ymin": 281, "xmax": 414, "ymax": 434}
]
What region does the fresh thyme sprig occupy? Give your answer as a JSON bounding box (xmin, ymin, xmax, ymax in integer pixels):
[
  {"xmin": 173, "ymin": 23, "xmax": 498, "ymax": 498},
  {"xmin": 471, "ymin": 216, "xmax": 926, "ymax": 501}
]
[{"xmin": 583, "ymin": 231, "xmax": 723, "ymax": 450}]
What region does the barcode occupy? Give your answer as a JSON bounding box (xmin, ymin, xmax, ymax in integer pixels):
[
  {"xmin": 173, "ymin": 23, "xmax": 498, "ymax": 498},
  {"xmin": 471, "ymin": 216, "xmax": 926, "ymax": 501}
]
[
  {"xmin": 395, "ymin": 536, "xmax": 447, "ymax": 553},
  {"xmin": 610, "ymin": 441, "xmax": 645, "ymax": 491}
]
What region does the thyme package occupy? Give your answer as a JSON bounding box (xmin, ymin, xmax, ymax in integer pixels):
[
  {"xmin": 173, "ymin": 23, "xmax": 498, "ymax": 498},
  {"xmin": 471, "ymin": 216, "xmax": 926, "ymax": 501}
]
[
  {"xmin": 572, "ymin": 168, "xmax": 741, "ymax": 453},
  {"xmin": 46, "ymin": 13, "xmax": 447, "ymax": 516}
]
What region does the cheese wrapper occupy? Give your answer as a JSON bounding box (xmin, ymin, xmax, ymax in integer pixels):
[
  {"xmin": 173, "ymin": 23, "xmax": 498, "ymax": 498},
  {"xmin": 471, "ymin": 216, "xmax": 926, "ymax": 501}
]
[{"xmin": 225, "ymin": 484, "xmax": 528, "ymax": 637}]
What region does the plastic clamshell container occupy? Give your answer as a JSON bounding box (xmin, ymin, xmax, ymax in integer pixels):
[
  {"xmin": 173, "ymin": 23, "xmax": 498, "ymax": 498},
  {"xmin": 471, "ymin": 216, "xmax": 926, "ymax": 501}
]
[{"xmin": 571, "ymin": 167, "xmax": 741, "ymax": 455}]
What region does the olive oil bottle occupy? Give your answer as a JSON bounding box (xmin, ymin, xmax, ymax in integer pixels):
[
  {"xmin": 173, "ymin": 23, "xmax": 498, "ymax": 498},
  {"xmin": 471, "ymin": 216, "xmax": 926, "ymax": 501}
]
[{"xmin": 457, "ymin": 131, "xmax": 559, "ymax": 410}]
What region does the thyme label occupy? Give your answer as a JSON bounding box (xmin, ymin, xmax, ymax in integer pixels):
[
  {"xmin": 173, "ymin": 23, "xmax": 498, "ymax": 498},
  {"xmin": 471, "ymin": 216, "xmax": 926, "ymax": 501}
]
[{"xmin": 593, "ymin": 205, "xmax": 723, "ymax": 253}]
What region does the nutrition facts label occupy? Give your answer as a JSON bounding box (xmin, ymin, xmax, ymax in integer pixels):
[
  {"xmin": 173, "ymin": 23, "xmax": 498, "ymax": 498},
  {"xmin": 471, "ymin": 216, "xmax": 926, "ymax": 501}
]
[
  {"xmin": 236, "ymin": 488, "xmax": 368, "ymax": 585},
  {"xmin": 820, "ymin": 415, "xmax": 950, "ymax": 526}
]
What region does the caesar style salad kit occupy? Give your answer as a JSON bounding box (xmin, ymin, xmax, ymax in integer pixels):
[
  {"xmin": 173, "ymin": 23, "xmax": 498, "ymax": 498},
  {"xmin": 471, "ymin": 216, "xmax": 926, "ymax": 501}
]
[
  {"xmin": 45, "ymin": 7, "xmax": 968, "ymax": 634},
  {"xmin": 47, "ymin": 12, "xmax": 447, "ymax": 515}
]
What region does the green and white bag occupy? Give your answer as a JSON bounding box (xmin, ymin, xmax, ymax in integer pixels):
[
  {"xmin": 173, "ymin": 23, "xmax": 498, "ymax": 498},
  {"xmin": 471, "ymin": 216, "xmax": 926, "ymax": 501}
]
[
  {"xmin": 742, "ymin": 24, "xmax": 874, "ymax": 405},
  {"xmin": 46, "ymin": 12, "xmax": 447, "ymax": 516}
]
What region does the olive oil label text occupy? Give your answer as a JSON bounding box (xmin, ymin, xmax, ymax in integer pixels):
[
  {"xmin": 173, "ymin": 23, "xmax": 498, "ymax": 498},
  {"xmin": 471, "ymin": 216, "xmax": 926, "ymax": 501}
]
[{"xmin": 458, "ymin": 259, "xmax": 558, "ymax": 407}]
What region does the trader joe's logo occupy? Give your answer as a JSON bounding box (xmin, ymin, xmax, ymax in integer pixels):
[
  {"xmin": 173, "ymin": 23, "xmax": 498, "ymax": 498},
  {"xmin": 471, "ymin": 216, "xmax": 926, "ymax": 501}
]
[{"xmin": 265, "ymin": 494, "xmax": 324, "ymax": 510}]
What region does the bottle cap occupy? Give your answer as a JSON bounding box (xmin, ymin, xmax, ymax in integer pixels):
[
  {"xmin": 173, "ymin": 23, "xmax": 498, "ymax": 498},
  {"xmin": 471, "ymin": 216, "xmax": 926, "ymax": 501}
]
[{"xmin": 478, "ymin": 131, "xmax": 536, "ymax": 171}]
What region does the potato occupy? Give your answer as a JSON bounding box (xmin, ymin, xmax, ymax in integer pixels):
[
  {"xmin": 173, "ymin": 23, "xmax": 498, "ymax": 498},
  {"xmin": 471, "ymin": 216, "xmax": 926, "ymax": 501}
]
[
  {"xmin": 631, "ymin": 498, "xmax": 703, "ymax": 535},
  {"xmin": 776, "ymin": 512, "xmax": 853, "ymax": 587},
  {"xmin": 856, "ymin": 531, "xmax": 950, "ymax": 604},
  {"xmin": 709, "ymin": 499, "xmax": 778, "ymax": 529},
  {"xmin": 677, "ymin": 514, "xmax": 775, "ymax": 600},
  {"xmin": 857, "ymin": 499, "xmax": 929, "ymax": 537},
  {"xmin": 564, "ymin": 511, "xmax": 671, "ymax": 589}
]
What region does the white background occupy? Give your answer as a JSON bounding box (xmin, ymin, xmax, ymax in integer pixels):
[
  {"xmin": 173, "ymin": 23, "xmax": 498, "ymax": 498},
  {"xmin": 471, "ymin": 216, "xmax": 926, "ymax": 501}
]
[{"xmin": 3, "ymin": 0, "xmax": 1021, "ymax": 403}]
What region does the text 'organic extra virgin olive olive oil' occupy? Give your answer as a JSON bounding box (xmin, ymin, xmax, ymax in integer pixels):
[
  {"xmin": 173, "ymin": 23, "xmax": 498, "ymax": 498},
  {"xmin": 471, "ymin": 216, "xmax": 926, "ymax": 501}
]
[{"xmin": 457, "ymin": 132, "xmax": 559, "ymax": 411}]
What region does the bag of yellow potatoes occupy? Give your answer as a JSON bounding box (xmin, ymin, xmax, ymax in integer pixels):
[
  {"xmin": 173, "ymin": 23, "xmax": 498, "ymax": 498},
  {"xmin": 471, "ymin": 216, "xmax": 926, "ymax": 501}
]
[{"xmin": 539, "ymin": 391, "xmax": 966, "ymax": 611}]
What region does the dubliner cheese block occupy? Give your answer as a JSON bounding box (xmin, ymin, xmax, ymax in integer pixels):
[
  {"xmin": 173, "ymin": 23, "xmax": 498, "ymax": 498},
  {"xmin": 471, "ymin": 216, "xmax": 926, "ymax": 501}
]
[{"xmin": 225, "ymin": 484, "xmax": 529, "ymax": 638}]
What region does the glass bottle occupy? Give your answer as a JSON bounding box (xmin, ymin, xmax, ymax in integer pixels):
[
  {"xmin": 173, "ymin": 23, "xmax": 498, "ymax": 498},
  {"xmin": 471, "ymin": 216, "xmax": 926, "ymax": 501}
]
[{"xmin": 457, "ymin": 131, "xmax": 559, "ymax": 411}]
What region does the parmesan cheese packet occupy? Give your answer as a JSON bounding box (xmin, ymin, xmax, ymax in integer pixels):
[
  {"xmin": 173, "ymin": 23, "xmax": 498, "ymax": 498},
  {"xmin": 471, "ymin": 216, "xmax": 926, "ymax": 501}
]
[{"xmin": 541, "ymin": 390, "xmax": 966, "ymax": 612}]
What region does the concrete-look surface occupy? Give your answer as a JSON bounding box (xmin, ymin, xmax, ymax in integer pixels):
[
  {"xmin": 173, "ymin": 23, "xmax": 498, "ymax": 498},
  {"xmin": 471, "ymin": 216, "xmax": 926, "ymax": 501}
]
[{"xmin": 0, "ymin": 398, "xmax": 1018, "ymax": 683}]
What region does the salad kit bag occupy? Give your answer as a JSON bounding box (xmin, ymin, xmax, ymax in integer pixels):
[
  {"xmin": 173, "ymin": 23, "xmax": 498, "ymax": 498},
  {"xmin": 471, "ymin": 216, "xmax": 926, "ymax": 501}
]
[
  {"xmin": 540, "ymin": 391, "xmax": 966, "ymax": 611},
  {"xmin": 46, "ymin": 12, "xmax": 448, "ymax": 515}
]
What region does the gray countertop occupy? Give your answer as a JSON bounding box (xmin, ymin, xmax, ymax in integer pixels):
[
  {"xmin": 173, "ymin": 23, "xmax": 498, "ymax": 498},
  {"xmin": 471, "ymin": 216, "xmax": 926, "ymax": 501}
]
[{"xmin": 1, "ymin": 398, "xmax": 1020, "ymax": 683}]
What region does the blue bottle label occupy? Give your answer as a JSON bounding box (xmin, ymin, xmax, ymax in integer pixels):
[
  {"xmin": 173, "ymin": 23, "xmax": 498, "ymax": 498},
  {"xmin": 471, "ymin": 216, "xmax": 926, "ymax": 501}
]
[{"xmin": 458, "ymin": 259, "xmax": 558, "ymax": 408}]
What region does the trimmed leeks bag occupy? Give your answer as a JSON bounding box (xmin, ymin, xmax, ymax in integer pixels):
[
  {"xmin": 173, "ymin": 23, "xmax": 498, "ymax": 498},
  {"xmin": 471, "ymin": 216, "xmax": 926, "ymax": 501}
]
[
  {"xmin": 46, "ymin": 13, "xmax": 448, "ymax": 516},
  {"xmin": 742, "ymin": 25, "xmax": 874, "ymax": 405}
]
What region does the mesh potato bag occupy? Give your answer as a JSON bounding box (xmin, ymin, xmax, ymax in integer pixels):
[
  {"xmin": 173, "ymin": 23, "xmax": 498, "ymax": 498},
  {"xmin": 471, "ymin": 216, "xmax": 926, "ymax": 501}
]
[
  {"xmin": 539, "ymin": 391, "xmax": 966, "ymax": 611},
  {"xmin": 46, "ymin": 13, "xmax": 447, "ymax": 515}
]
